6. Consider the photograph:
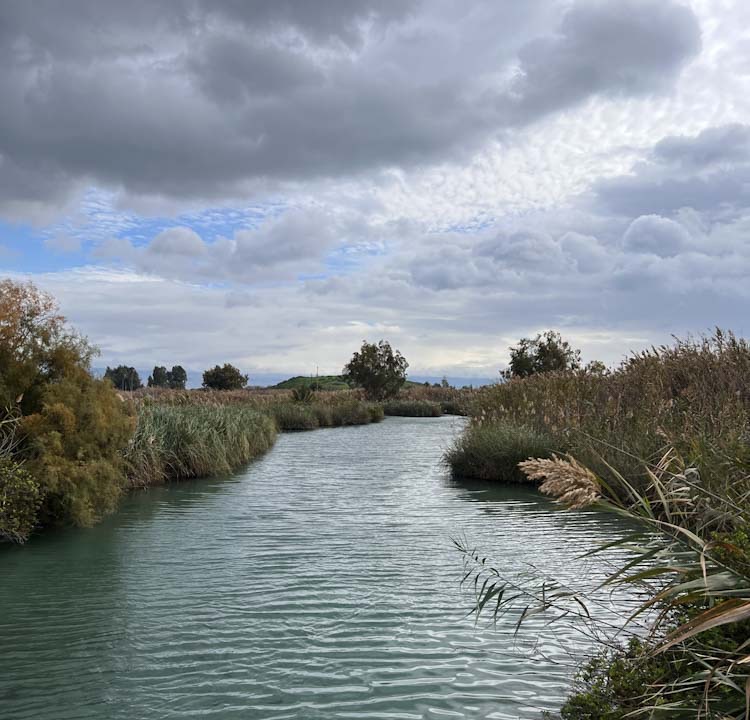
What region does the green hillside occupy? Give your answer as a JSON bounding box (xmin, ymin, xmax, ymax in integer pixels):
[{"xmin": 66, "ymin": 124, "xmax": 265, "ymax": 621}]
[
  {"xmin": 273, "ymin": 375, "xmax": 426, "ymax": 391},
  {"xmin": 273, "ymin": 375, "xmax": 350, "ymax": 391}
]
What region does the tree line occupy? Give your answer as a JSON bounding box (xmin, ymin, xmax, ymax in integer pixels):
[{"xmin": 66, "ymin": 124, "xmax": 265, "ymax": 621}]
[
  {"xmin": 103, "ymin": 363, "xmax": 246, "ymax": 391},
  {"xmin": 105, "ymin": 331, "xmax": 590, "ymax": 395}
]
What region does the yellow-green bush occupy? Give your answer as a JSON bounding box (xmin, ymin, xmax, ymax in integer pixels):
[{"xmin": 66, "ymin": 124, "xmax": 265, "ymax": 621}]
[
  {"xmin": 0, "ymin": 455, "xmax": 42, "ymax": 542},
  {"xmin": 1, "ymin": 279, "xmax": 135, "ymax": 534},
  {"xmin": 21, "ymin": 366, "xmax": 135, "ymax": 527}
]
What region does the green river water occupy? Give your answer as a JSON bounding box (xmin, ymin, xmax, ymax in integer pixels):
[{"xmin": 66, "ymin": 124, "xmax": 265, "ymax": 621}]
[{"xmin": 0, "ymin": 416, "xmax": 638, "ymax": 719}]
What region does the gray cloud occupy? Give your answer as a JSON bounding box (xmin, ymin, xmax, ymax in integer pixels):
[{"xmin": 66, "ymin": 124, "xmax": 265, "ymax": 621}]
[
  {"xmin": 507, "ymin": 0, "xmax": 701, "ymax": 124},
  {"xmin": 592, "ymin": 124, "xmax": 750, "ymax": 218},
  {"xmin": 0, "ymin": 0, "xmax": 701, "ymax": 217},
  {"xmin": 622, "ymin": 215, "xmax": 692, "ymax": 257},
  {"xmin": 653, "ymin": 123, "xmax": 750, "ymax": 168}
]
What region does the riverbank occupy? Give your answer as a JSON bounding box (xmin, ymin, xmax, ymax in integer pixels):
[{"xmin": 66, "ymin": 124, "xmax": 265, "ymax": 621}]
[
  {"xmin": 126, "ymin": 394, "xmax": 384, "ymax": 487},
  {"xmin": 447, "ymin": 331, "xmax": 750, "ymax": 716}
]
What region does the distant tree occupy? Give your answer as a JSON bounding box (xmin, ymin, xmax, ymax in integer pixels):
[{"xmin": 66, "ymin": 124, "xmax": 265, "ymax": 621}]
[
  {"xmin": 585, "ymin": 359, "xmax": 608, "ymax": 375},
  {"xmin": 147, "ymin": 366, "xmax": 169, "ymax": 388},
  {"xmin": 202, "ymin": 363, "xmax": 248, "ymax": 391},
  {"xmin": 167, "ymin": 365, "xmax": 188, "ymax": 389},
  {"xmin": 104, "ymin": 365, "xmax": 142, "ymax": 390},
  {"xmin": 343, "ymin": 340, "xmax": 408, "ymax": 401},
  {"xmin": 440, "ymin": 376, "xmax": 450, "ymax": 388},
  {"xmin": 504, "ymin": 330, "xmax": 581, "ymax": 379}
]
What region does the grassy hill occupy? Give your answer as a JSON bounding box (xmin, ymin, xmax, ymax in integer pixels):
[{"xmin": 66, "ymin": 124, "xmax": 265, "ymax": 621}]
[
  {"xmin": 273, "ymin": 375, "xmax": 350, "ymax": 391},
  {"xmin": 273, "ymin": 375, "xmax": 429, "ymax": 391}
]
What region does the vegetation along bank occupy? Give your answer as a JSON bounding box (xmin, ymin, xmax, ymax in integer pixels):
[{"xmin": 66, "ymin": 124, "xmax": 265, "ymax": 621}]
[
  {"xmin": 448, "ymin": 330, "xmax": 750, "ymax": 717},
  {"xmin": 0, "ymin": 279, "xmax": 467, "ymax": 544}
]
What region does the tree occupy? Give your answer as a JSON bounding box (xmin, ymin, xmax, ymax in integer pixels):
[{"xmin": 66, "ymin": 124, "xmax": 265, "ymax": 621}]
[
  {"xmin": 504, "ymin": 330, "xmax": 581, "ymax": 379},
  {"xmin": 104, "ymin": 365, "xmax": 142, "ymax": 390},
  {"xmin": 148, "ymin": 365, "xmax": 169, "ymax": 387},
  {"xmin": 202, "ymin": 363, "xmax": 248, "ymax": 390},
  {"xmin": 0, "ymin": 279, "xmax": 134, "ymax": 537},
  {"xmin": 342, "ymin": 340, "xmax": 408, "ymax": 401},
  {"xmin": 168, "ymin": 365, "xmax": 188, "ymax": 389},
  {"xmin": 147, "ymin": 364, "xmax": 187, "ymax": 389}
]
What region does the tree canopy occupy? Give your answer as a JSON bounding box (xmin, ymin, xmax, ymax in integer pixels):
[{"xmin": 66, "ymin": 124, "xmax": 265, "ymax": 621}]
[
  {"xmin": 104, "ymin": 365, "xmax": 142, "ymax": 391},
  {"xmin": 343, "ymin": 340, "xmax": 408, "ymax": 401},
  {"xmin": 148, "ymin": 365, "xmax": 187, "ymax": 389},
  {"xmin": 504, "ymin": 330, "xmax": 582, "ymax": 379},
  {"xmin": 202, "ymin": 363, "xmax": 248, "ymax": 390}
]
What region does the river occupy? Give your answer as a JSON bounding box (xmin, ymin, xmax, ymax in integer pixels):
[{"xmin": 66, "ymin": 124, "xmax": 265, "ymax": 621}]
[{"xmin": 0, "ymin": 416, "xmax": 639, "ymax": 719}]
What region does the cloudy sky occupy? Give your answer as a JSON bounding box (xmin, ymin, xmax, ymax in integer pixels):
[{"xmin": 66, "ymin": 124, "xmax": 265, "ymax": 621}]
[{"xmin": 1, "ymin": 0, "xmax": 749, "ymax": 382}]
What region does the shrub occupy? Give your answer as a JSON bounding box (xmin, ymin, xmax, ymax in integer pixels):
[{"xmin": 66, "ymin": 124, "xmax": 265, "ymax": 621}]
[
  {"xmin": 0, "ymin": 279, "xmax": 135, "ymax": 532},
  {"xmin": 291, "ymin": 386, "xmax": 315, "ymax": 403},
  {"xmin": 367, "ymin": 403, "xmax": 385, "ymax": 423},
  {"xmin": 445, "ymin": 420, "xmax": 556, "ymax": 483},
  {"xmin": 383, "ymin": 399, "xmax": 441, "ymax": 417},
  {"xmin": 22, "ymin": 367, "xmax": 135, "ymax": 527},
  {"xmin": 0, "ymin": 456, "xmax": 42, "ymax": 543}
]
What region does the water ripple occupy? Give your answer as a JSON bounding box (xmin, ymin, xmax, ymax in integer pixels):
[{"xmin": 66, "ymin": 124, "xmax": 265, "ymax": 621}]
[{"xmin": 1, "ymin": 416, "xmax": 639, "ymax": 719}]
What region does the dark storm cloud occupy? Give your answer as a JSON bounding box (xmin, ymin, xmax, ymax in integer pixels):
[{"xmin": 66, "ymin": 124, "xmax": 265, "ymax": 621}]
[{"xmin": 0, "ymin": 0, "xmax": 701, "ymax": 214}]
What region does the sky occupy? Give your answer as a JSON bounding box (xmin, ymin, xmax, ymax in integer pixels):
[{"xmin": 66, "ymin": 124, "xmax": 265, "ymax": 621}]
[{"xmin": 1, "ymin": 0, "xmax": 749, "ymax": 382}]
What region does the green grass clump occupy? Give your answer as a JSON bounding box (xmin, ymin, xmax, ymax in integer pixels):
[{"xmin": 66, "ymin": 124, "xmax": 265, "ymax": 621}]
[
  {"xmin": 329, "ymin": 400, "xmax": 378, "ymax": 426},
  {"xmin": 445, "ymin": 420, "xmax": 555, "ymax": 483},
  {"xmin": 270, "ymin": 403, "xmax": 319, "ymax": 431},
  {"xmin": 367, "ymin": 403, "xmax": 385, "ymax": 423},
  {"xmin": 383, "ymin": 399, "xmax": 442, "ymax": 417},
  {"xmin": 270, "ymin": 399, "xmax": 380, "ymax": 430},
  {"xmin": 126, "ymin": 404, "xmax": 277, "ymax": 486}
]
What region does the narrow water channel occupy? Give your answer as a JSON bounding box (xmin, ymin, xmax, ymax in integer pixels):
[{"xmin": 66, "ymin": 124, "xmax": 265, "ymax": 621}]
[{"xmin": 1, "ymin": 416, "xmax": 637, "ymax": 719}]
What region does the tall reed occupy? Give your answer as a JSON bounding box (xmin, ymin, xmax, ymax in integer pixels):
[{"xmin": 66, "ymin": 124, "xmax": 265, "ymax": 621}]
[{"xmin": 125, "ymin": 403, "xmax": 277, "ymax": 487}]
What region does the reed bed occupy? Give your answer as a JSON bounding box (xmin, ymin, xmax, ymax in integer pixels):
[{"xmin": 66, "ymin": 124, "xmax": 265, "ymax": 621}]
[
  {"xmin": 125, "ymin": 404, "xmax": 277, "ymax": 487},
  {"xmin": 125, "ymin": 393, "xmax": 384, "ymax": 486},
  {"xmin": 453, "ymin": 330, "xmax": 750, "ymax": 501},
  {"xmin": 383, "ymin": 399, "xmax": 442, "ymax": 417},
  {"xmin": 453, "ymin": 331, "xmax": 750, "ymax": 717}
]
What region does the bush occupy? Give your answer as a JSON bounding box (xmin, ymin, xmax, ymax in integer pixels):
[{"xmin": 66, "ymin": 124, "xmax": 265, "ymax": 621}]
[
  {"xmin": 383, "ymin": 399, "xmax": 441, "ymax": 417},
  {"xmin": 445, "ymin": 420, "xmax": 556, "ymax": 483},
  {"xmin": 367, "ymin": 403, "xmax": 385, "ymax": 423},
  {"xmin": 22, "ymin": 367, "xmax": 136, "ymax": 527},
  {"xmin": 0, "ymin": 279, "xmax": 135, "ymax": 532},
  {"xmin": 0, "ymin": 456, "xmax": 42, "ymax": 542}
]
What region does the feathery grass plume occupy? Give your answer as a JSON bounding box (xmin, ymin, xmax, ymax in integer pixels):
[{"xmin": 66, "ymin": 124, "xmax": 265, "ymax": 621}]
[{"xmin": 519, "ymin": 455, "xmax": 600, "ymax": 509}]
